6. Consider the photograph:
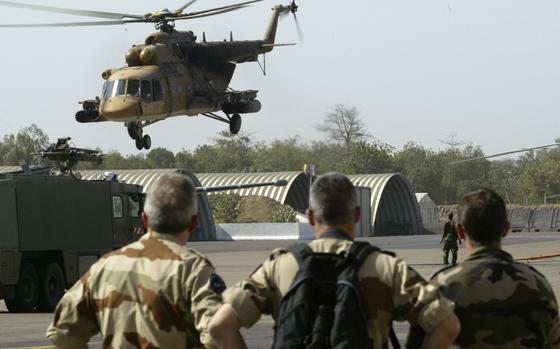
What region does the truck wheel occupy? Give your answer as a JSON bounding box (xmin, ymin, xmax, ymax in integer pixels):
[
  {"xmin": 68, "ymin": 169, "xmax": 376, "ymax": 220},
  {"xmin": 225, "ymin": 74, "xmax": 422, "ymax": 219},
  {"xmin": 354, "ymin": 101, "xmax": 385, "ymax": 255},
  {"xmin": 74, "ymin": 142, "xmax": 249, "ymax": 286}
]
[
  {"xmin": 39, "ymin": 262, "xmax": 65, "ymax": 312},
  {"xmin": 5, "ymin": 261, "xmax": 39, "ymax": 313}
]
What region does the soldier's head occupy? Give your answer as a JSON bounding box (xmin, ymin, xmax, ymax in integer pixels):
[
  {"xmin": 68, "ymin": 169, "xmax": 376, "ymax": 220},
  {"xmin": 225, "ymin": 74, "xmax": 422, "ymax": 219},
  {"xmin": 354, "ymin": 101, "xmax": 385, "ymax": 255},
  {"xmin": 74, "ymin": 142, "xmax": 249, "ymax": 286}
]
[
  {"xmin": 457, "ymin": 188, "xmax": 509, "ymax": 247},
  {"xmin": 448, "ymin": 213, "xmax": 454, "ymax": 220},
  {"xmin": 308, "ymin": 172, "xmax": 359, "ymax": 237},
  {"xmin": 143, "ymin": 174, "xmax": 198, "ymax": 237}
]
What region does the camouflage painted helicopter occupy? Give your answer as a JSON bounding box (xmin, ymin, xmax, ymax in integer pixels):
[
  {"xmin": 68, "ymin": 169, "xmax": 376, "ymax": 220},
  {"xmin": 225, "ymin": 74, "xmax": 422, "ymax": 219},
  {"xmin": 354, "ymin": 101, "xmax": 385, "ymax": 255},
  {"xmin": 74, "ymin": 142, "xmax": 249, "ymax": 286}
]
[{"xmin": 0, "ymin": 0, "xmax": 302, "ymax": 150}]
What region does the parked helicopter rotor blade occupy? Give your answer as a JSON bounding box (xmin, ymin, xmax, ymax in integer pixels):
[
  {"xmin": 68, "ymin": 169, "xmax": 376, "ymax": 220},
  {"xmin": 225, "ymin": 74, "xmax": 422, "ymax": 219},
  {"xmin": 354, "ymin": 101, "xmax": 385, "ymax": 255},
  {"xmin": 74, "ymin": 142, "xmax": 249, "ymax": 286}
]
[
  {"xmin": 0, "ymin": 0, "xmax": 143, "ymax": 19},
  {"xmin": 448, "ymin": 143, "xmax": 560, "ymax": 165},
  {"xmin": 175, "ymin": 0, "xmax": 198, "ymax": 13},
  {"xmin": 0, "ymin": 19, "xmax": 144, "ymax": 28},
  {"xmin": 179, "ymin": 0, "xmax": 261, "ymax": 18}
]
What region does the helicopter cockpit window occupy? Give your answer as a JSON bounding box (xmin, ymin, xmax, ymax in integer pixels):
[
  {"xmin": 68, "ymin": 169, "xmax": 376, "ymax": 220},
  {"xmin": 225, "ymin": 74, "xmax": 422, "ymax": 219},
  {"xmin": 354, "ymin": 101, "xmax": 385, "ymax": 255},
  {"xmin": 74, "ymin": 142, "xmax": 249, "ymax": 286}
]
[
  {"xmin": 153, "ymin": 80, "xmax": 163, "ymax": 101},
  {"xmin": 126, "ymin": 79, "xmax": 140, "ymax": 98},
  {"xmin": 102, "ymin": 80, "xmax": 114, "ymax": 100},
  {"xmin": 141, "ymin": 80, "xmax": 153, "ymax": 101},
  {"xmin": 115, "ymin": 79, "xmax": 126, "ymax": 97}
]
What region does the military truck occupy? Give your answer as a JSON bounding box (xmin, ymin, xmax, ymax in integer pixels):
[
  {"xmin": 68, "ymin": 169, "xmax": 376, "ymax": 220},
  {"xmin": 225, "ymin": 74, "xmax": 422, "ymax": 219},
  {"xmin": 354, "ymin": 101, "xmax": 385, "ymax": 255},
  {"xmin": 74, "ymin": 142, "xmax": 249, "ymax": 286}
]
[
  {"xmin": 0, "ymin": 172, "xmax": 144, "ymax": 312},
  {"xmin": 0, "ymin": 167, "xmax": 288, "ymax": 313}
]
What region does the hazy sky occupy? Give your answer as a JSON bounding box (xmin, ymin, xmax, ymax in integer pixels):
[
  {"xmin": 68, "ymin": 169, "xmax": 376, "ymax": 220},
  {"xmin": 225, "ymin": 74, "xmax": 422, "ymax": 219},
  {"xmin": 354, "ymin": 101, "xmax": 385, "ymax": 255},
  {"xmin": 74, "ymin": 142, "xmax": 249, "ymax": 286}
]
[{"xmin": 0, "ymin": 0, "xmax": 559, "ymax": 157}]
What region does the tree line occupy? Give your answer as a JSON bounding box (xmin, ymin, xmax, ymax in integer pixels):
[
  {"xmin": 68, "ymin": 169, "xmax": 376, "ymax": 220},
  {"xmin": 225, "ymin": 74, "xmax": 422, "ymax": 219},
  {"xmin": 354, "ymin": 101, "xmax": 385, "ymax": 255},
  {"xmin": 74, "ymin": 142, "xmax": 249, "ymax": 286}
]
[{"xmin": 1, "ymin": 107, "xmax": 559, "ymax": 205}]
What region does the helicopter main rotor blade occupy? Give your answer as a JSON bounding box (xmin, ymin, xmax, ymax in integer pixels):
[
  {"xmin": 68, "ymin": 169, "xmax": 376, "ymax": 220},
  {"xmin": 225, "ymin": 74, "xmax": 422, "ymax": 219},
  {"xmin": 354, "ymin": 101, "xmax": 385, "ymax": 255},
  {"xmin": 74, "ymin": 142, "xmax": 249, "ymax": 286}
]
[
  {"xmin": 0, "ymin": 19, "xmax": 144, "ymax": 28},
  {"xmin": 173, "ymin": 4, "xmax": 251, "ymax": 20},
  {"xmin": 0, "ymin": 0, "xmax": 143, "ymax": 19},
  {"xmin": 180, "ymin": 0, "xmax": 261, "ymax": 18},
  {"xmin": 175, "ymin": 0, "xmax": 198, "ymax": 13}
]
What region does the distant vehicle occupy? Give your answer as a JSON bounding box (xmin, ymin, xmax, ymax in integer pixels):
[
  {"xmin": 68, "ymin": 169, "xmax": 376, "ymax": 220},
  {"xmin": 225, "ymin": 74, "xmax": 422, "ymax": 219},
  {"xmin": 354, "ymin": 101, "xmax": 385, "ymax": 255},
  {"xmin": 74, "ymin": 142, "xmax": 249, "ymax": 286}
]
[{"xmin": 0, "ymin": 0, "xmax": 302, "ymax": 150}]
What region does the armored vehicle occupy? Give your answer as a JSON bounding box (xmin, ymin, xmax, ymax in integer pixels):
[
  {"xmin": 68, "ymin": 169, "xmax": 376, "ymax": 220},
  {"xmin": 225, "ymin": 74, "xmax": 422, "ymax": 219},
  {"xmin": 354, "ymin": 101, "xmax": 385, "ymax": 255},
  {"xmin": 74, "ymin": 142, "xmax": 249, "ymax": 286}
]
[{"xmin": 0, "ymin": 173, "xmax": 144, "ymax": 312}]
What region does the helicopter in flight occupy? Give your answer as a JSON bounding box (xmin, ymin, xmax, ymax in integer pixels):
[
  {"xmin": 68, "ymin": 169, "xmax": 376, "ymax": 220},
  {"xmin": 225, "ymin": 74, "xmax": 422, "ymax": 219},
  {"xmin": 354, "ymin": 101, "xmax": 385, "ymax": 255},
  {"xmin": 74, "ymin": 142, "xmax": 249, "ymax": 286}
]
[{"xmin": 0, "ymin": 0, "xmax": 303, "ymax": 150}]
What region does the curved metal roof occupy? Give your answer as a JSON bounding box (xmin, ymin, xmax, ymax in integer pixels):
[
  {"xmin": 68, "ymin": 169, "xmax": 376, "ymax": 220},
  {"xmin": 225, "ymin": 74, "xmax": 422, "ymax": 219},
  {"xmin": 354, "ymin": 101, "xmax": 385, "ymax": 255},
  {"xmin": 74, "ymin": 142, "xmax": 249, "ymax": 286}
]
[
  {"xmin": 196, "ymin": 172, "xmax": 310, "ymax": 213},
  {"xmin": 0, "ymin": 166, "xmax": 29, "ymax": 173},
  {"xmin": 79, "ymin": 169, "xmax": 215, "ymax": 241},
  {"xmin": 349, "ymin": 174, "xmax": 422, "ymax": 235}
]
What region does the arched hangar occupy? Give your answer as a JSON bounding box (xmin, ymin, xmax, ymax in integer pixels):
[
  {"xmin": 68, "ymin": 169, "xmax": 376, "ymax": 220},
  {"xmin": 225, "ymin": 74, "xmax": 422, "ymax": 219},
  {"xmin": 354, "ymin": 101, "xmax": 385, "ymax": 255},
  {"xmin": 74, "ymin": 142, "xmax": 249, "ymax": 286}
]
[
  {"xmin": 349, "ymin": 174, "xmax": 423, "ymax": 236},
  {"xmin": 79, "ymin": 169, "xmax": 215, "ymax": 241},
  {"xmin": 196, "ymin": 172, "xmax": 310, "ymax": 213}
]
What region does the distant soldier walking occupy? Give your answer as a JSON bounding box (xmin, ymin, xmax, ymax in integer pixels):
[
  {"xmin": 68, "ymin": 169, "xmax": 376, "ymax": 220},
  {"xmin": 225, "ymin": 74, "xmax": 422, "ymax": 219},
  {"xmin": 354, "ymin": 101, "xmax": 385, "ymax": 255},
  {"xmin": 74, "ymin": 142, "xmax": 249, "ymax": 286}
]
[
  {"xmin": 441, "ymin": 213, "xmax": 460, "ymax": 265},
  {"xmin": 46, "ymin": 174, "xmax": 225, "ymax": 348}
]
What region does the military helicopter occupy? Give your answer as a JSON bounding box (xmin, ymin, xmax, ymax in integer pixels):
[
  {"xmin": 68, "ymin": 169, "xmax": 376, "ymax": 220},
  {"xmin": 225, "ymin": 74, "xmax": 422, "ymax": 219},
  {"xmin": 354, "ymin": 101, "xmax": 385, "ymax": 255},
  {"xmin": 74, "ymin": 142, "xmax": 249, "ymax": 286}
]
[{"xmin": 0, "ymin": 0, "xmax": 303, "ymax": 150}]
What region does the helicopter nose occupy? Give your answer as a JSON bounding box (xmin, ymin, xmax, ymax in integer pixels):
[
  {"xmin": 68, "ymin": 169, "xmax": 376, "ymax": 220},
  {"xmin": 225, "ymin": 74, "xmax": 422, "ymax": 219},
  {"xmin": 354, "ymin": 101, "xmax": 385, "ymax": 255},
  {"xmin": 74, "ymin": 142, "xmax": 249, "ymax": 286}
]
[{"xmin": 100, "ymin": 98, "xmax": 141, "ymax": 121}]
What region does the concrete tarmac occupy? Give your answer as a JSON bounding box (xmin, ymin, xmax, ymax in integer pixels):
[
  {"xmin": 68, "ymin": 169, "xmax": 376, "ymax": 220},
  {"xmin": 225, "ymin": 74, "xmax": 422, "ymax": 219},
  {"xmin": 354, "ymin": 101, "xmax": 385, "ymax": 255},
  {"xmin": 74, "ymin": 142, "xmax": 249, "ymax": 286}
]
[{"xmin": 1, "ymin": 232, "xmax": 559, "ymax": 348}]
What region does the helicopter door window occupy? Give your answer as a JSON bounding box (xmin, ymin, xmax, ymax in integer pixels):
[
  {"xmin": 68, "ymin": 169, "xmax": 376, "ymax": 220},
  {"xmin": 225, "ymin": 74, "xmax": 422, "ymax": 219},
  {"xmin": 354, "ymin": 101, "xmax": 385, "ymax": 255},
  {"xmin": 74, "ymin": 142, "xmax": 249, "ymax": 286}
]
[
  {"xmin": 141, "ymin": 80, "xmax": 153, "ymax": 101},
  {"xmin": 153, "ymin": 80, "xmax": 163, "ymax": 101},
  {"xmin": 115, "ymin": 79, "xmax": 126, "ymax": 97},
  {"xmin": 102, "ymin": 80, "xmax": 114, "ymax": 100},
  {"xmin": 126, "ymin": 79, "xmax": 140, "ymax": 98}
]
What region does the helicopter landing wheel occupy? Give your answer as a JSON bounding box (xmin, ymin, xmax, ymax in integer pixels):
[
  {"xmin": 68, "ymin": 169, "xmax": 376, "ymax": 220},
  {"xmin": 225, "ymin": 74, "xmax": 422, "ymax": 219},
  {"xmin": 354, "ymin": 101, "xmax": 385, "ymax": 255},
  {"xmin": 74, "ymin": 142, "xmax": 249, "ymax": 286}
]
[
  {"xmin": 127, "ymin": 122, "xmax": 142, "ymax": 140},
  {"xmin": 135, "ymin": 138, "xmax": 143, "ymax": 150},
  {"xmin": 142, "ymin": 135, "xmax": 151, "ymax": 150},
  {"xmin": 229, "ymin": 114, "xmax": 241, "ymax": 134}
]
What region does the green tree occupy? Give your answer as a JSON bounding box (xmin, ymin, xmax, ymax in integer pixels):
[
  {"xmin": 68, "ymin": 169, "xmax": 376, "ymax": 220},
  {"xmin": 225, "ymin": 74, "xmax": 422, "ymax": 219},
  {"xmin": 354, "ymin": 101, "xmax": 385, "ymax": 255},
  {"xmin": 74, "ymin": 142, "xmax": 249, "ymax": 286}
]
[
  {"xmin": 252, "ymin": 137, "xmax": 311, "ymax": 172},
  {"xmin": 339, "ymin": 140, "xmax": 393, "ymax": 174},
  {"xmin": 393, "ymin": 142, "xmax": 444, "ymax": 202},
  {"xmin": 208, "ymin": 193, "xmax": 241, "ymax": 223},
  {"xmin": 271, "ymin": 205, "xmax": 297, "ymax": 223},
  {"xmin": 146, "ymin": 147, "xmax": 175, "ymax": 168},
  {"xmin": 193, "ymin": 132, "xmax": 254, "ymax": 172},
  {"xmin": 0, "ymin": 124, "xmax": 50, "ymax": 166}
]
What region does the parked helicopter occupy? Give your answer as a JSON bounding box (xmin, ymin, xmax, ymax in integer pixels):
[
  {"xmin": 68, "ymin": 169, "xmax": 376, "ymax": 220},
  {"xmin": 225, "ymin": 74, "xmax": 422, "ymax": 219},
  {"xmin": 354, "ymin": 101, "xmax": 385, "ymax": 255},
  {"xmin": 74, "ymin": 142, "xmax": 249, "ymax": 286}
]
[{"xmin": 0, "ymin": 0, "xmax": 302, "ymax": 150}]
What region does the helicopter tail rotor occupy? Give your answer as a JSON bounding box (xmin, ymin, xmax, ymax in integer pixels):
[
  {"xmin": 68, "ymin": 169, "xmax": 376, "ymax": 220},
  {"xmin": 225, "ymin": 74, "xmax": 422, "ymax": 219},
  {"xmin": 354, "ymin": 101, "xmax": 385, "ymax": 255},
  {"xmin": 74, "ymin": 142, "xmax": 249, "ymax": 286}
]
[{"xmin": 280, "ymin": 0, "xmax": 303, "ymax": 45}]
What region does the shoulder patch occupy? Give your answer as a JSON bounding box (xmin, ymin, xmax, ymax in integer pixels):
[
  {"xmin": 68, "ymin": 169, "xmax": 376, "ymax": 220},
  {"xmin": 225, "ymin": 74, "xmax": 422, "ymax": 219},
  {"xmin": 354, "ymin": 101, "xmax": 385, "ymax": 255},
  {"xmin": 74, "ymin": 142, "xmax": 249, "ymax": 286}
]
[
  {"xmin": 210, "ymin": 273, "xmax": 227, "ymax": 294},
  {"xmin": 430, "ymin": 264, "xmax": 458, "ymax": 280}
]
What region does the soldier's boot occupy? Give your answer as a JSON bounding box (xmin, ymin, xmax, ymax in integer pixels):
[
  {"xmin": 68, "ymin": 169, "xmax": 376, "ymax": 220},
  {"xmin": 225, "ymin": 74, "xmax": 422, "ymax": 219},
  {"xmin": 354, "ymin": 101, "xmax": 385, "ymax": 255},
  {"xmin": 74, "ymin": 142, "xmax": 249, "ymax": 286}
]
[
  {"xmin": 451, "ymin": 250, "xmax": 458, "ymax": 265},
  {"xmin": 443, "ymin": 249, "xmax": 449, "ymax": 265}
]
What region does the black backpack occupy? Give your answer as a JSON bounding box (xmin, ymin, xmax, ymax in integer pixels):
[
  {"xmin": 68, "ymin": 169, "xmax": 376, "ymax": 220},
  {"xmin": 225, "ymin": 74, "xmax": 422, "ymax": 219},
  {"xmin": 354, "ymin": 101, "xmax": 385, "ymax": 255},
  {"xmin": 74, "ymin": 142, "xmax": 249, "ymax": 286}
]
[{"xmin": 271, "ymin": 233, "xmax": 400, "ymax": 349}]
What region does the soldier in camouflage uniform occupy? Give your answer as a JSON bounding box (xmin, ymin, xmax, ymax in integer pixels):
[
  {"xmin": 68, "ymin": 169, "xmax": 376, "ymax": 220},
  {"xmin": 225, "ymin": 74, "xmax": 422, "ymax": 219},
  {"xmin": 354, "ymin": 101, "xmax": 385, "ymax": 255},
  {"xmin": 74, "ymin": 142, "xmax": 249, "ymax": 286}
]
[
  {"xmin": 46, "ymin": 174, "xmax": 225, "ymax": 348},
  {"xmin": 440, "ymin": 213, "xmax": 461, "ymax": 265},
  {"xmin": 208, "ymin": 172, "xmax": 460, "ymax": 349},
  {"xmin": 410, "ymin": 187, "xmax": 560, "ymax": 348}
]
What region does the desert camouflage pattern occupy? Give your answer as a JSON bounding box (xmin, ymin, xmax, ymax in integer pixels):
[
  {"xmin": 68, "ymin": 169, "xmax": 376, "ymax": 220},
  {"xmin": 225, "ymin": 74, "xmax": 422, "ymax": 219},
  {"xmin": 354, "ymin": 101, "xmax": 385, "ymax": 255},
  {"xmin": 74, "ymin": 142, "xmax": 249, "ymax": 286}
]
[
  {"xmin": 223, "ymin": 236, "xmax": 455, "ymax": 349},
  {"xmin": 46, "ymin": 232, "xmax": 224, "ymax": 349},
  {"xmin": 431, "ymin": 246, "xmax": 560, "ymax": 349}
]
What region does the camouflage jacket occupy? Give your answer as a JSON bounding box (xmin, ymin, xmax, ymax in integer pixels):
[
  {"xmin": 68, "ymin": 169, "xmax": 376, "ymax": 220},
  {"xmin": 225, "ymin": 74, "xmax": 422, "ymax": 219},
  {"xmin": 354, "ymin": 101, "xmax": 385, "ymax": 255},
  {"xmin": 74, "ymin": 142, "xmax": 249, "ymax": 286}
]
[
  {"xmin": 46, "ymin": 232, "xmax": 225, "ymax": 349},
  {"xmin": 430, "ymin": 246, "xmax": 560, "ymax": 348},
  {"xmin": 223, "ymin": 235, "xmax": 455, "ymax": 349}
]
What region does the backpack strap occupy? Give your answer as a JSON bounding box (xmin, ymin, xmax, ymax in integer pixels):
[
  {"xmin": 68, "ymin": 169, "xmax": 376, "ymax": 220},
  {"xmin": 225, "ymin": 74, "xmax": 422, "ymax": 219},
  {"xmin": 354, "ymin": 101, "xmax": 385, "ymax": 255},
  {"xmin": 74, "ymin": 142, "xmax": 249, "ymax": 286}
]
[
  {"xmin": 347, "ymin": 241, "xmax": 402, "ymax": 349},
  {"xmin": 288, "ymin": 243, "xmax": 313, "ymax": 268},
  {"xmin": 347, "ymin": 241, "xmax": 380, "ymax": 266}
]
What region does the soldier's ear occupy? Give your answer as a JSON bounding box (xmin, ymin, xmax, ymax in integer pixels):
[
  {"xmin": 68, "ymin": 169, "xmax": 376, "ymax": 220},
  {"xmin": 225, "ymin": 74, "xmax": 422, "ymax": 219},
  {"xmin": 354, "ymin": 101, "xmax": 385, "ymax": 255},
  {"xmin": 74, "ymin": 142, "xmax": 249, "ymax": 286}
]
[
  {"xmin": 307, "ymin": 208, "xmax": 316, "ymax": 226},
  {"xmin": 456, "ymin": 223, "xmax": 466, "ymax": 240},
  {"xmin": 142, "ymin": 212, "xmax": 149, "ymax": 229},
  {"xmin": 353, "ymin": 206, "xmax": 361, "ymax": 223},
  {"xmin": 501, "ymin": 221, "xmax": 510, "ymax": 238},
  {"xmin": 187, "ymin": 215, "xmax": 198, "ymax": 233}
]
